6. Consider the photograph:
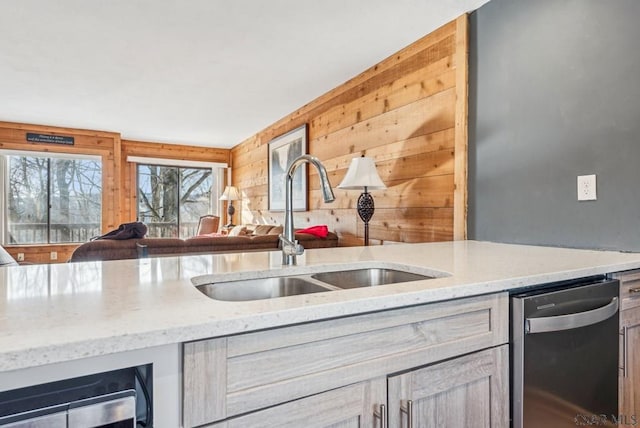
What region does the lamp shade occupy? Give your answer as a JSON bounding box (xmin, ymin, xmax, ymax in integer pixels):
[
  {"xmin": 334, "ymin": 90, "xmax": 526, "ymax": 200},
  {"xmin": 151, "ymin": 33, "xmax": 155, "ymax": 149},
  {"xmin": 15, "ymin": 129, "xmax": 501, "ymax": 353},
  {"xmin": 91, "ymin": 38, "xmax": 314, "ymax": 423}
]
[
  {"xmin": 219, "ymin": 185, "xmax": 241, "ymax": 201},
  {"xmin": 338, "ymin": 156, "xmax": 386, "ymax": 190}
]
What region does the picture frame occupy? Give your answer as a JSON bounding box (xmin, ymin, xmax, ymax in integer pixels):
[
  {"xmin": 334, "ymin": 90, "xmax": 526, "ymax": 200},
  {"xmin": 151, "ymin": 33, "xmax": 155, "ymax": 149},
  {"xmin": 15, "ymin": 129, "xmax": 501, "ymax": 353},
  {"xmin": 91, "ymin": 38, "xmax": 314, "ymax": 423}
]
[{"xmin": 268, "ymin": 124, "xmax": 308, "ymax": 211}]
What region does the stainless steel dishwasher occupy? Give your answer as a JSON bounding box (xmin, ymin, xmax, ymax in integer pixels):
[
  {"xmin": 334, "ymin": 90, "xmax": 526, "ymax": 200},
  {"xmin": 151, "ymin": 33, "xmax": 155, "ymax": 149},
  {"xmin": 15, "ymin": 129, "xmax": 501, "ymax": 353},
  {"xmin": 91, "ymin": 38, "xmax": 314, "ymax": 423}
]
[{"xmin": 511, "ymin": 277, "xmax": 619, "ymax": 428}]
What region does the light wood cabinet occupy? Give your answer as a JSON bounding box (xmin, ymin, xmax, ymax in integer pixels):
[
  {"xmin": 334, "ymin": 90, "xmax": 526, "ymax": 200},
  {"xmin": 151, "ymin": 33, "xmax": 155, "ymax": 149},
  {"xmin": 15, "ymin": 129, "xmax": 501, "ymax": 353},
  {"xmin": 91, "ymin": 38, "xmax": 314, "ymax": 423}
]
[
  {"xmin": 183, "ymin": 292, "xmax": 509, "ymax": 428},
  {"xmin": 612, "ymin": 270, "xmax": 640, "ymax": 425},
  {"xmin": 202, "ymin": 346, "xmax": 509, "ymax": 428},
  {"xmin": 620, "ymin": 309, "xmax": 640, "ymax": 424},
  {"xmin": 388, "ymin": 345, "xmax": 509, "ymax": 428},
  {"xmin": 205, "ymin": 379, "xmax": 386, "ymax": 428}
]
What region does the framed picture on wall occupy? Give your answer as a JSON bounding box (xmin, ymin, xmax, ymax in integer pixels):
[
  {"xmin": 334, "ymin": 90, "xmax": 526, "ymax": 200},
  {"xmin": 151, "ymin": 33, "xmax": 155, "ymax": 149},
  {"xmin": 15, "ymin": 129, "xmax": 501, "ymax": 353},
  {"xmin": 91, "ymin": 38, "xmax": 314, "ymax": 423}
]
[{"xmin": 268, "ymin": 124, "xmax": 308, "ymax": 211}]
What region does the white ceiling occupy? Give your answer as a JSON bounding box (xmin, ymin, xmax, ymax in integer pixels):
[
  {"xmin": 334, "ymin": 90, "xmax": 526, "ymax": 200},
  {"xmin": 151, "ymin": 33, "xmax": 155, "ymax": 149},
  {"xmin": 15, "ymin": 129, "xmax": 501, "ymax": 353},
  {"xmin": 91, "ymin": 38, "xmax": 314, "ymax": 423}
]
[{"xmin": 0, "ymin": 0, "xmax": 490, "ymax": 148}]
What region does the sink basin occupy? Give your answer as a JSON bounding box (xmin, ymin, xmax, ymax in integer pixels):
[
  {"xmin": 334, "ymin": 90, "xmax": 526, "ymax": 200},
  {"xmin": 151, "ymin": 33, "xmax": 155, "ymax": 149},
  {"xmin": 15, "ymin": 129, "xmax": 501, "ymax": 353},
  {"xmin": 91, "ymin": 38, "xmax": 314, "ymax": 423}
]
[
  {"xmin": 196, "ymin": 277, "xmax": 331, "ymax": 301},
  {"xmin": 193, "ymin": 264, "xmax": 443, "ymax": 301},
  {"xmin": 311, "ymin": 268, "xmax": 433, "ymax": 289}
]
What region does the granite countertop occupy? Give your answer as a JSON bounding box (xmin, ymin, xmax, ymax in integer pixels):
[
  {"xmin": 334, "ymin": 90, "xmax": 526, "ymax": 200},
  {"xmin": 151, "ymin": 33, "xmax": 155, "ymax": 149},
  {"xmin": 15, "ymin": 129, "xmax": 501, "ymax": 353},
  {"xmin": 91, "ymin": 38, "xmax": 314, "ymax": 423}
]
[{"xmin": 2, "ymin": 240, "xmax": 640, "ymax": 372}]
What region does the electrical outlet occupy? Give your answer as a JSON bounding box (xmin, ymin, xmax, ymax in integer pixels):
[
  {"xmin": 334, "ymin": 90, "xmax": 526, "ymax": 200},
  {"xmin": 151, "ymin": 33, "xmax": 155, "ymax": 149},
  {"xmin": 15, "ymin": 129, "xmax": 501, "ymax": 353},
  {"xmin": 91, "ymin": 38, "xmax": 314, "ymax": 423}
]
[
  {"xmin": 50, "ymin": 251, "xmax": 58, "ymax": 260},
  {"xmin": 16, "ymin": 253, "xmax": 24, "ymax": 262},
  {"xmin": 577, "ymin": 174, "xmax": 597, "ymax": 201}
]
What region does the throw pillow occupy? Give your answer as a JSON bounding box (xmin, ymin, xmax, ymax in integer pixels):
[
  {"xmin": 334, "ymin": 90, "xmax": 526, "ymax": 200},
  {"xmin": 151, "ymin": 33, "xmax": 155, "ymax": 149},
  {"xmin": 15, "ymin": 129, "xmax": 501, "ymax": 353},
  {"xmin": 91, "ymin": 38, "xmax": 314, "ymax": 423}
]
[
  {"xmin": 228, "ymin": 225, "xmax": 247, "ymax": 237},
  {"xmin": 268, "ymin": 225, "xmax": 284, "ymax": 235},
  {"xmin": 253, "ymin": 224, "xmax": 275, "ymax": 235}
]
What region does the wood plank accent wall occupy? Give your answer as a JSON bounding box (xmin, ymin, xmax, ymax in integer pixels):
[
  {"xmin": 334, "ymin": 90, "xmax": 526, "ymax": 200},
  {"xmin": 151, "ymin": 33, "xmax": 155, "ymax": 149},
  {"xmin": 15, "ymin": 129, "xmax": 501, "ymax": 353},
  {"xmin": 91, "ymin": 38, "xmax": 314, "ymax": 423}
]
[
  {"xmin": 231, "ymin": 16, "xmax": 469, "ymax": 245},
  {"xmin": 0, "ymin": 121, "xmax": 229, "ymax": 263}
]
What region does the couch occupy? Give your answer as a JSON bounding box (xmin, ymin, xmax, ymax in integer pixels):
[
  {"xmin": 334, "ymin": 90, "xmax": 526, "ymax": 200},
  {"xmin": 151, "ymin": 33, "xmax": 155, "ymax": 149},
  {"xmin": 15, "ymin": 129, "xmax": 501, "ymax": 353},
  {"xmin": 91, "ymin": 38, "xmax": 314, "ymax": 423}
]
[{"xmin": 68, "ymin": 224, "xmax": 338, "ymax": 262}]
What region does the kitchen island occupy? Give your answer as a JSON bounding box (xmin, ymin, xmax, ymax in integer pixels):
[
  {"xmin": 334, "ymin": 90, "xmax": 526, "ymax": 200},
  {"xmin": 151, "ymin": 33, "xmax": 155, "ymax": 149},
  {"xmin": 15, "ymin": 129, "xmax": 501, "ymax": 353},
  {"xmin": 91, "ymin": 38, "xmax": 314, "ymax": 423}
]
[{"xmin": 1, "ymin": 240, "xmax": 640, "ymax": 426}]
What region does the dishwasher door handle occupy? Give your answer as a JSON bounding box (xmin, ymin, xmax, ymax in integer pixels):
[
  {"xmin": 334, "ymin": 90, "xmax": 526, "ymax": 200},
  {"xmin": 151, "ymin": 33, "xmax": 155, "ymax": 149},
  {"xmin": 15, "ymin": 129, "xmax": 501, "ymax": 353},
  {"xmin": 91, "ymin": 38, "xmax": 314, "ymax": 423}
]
[{"xmin": 526, "ymin": 297, "xmax": 618, "ymax": 334}]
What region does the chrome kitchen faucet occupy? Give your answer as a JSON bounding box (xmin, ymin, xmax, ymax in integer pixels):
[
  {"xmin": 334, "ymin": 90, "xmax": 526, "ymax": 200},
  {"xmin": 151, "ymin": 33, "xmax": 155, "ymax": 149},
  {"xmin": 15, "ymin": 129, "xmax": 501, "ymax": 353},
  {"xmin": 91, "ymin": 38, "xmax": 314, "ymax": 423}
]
[{"xmin": 280, "ymin": 155, "xmax": 335, "ymax": 265}]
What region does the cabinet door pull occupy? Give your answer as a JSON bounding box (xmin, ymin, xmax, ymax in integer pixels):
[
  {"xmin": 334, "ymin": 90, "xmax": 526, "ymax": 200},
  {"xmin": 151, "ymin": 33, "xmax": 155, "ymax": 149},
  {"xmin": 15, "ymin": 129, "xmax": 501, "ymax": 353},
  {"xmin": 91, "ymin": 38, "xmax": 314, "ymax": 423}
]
[
  {"xmin": 629, "ymin": 287, "xmax": 640, "ymax": 294},
  {"xmin": 400, "ymin": 400, "xmax": 413, "ymax": 428},
  {"xmin": 373, "ymin": 404, "xmax": 387, "ymax": 428},
  {"xmin": 623, "ymin": 326, "xmax": 629, "ymax": 378}
]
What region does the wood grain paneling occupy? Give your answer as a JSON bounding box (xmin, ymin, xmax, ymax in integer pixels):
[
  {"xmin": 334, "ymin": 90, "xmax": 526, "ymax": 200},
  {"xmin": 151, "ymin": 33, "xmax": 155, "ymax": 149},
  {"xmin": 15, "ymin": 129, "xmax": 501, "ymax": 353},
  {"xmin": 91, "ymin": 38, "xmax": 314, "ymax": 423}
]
[
  {"xmin": 3, "ymin": 244, "xmax": 77, "ymax": 265},
  {"xmin": 454, "ymin": 15, "xmax": 469, "ymax": 240},
  {"xmin": 0, "ymin": 122, "xmax": 230, "ymax": 263},
  {"xmin": 231, "ymin": 16, "xmax": 469, "ymax": 245}
]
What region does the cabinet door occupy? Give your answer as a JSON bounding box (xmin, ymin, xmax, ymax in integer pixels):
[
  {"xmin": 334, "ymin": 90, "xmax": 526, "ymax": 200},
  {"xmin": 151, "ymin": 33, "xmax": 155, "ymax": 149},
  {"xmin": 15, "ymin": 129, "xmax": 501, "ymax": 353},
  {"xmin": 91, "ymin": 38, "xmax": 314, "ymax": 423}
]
[
  {"xmin": 387, "ymin": 345, "xmax": 509, "ymax": 428},
  {"xmin": 613, "ymin": 269, "xmax": 640, "ymax": 425},
  {"xmin": 620, "ymin": 308, "xmax": 640, "ymax": 425},
  {"xmin": 206, "ymin": 378, "xmax": 386, "ymax": 428}
]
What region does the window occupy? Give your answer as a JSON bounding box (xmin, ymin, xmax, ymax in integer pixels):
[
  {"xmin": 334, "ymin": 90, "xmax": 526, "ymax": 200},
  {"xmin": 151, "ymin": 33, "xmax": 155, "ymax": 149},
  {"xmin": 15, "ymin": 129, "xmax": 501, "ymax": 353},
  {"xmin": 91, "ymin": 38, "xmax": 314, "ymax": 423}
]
[
  {"xmin": 3, "ymin": 153, "xmax": 102, "ymax": 244},
  {"xmin": 137, "ymin": 164, "xmax": 219, "ymax": 238}
]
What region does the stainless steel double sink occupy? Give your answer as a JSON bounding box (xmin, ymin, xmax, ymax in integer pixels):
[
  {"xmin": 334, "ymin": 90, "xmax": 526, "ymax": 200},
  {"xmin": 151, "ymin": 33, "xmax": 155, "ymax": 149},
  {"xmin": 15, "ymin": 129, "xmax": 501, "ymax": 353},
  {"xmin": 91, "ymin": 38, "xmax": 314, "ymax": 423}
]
[{"xmin": 196, "ymin": 267, "xmax": 436, "ymax": 301}]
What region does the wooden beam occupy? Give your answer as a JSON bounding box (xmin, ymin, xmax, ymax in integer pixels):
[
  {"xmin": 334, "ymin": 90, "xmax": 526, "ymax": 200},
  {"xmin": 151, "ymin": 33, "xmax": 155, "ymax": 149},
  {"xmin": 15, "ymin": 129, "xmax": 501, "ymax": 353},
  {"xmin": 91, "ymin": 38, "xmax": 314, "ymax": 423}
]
[{"xmin": 453, "ymin": 14, "xmax": 469, "ymax": 240}]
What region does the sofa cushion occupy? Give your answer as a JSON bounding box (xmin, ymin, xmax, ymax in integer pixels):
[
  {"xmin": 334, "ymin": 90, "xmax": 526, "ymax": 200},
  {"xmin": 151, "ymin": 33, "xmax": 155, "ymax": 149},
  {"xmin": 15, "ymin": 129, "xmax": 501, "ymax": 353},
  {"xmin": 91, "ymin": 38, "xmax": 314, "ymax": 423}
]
[
  {"xmin": 228, "ymin": 225, "xmax": 248, "ymax": 237},
  {"xmin": 69, "ymin": 238, "xmax": 141, "ymax": 262},
  {"xmin": 139, "ymin": 238, "xmax": 187, "ymax": 256},
  {"xmin": 267, "ymin": 225, "xmax": 283, "ymax": 235},
  {"xmin": 183, "ymin": 235, "xmax": 279, "ymax": 253},
  {"xmin": 252, "ymin": 224, "xmax": 275, "ymax": 235},
  {"xmin": 247, "ymin": 234, "xmax": 280, "ymax": 246}
]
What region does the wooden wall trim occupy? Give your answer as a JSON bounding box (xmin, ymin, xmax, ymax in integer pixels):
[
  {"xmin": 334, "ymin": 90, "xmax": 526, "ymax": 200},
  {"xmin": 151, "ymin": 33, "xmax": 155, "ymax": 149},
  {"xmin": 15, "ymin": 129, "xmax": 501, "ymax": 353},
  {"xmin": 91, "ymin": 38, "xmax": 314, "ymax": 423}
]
[
  {"xmin": 454, "ymin": 14, "xmax": 469, "ymax": 240},
  {"xmin": 0, "ymin": 121, "xmax": 122, "ymax": 138},
  {"xmin": 121, "ymin": 139, "xmax": 230, "ymax": 163}
]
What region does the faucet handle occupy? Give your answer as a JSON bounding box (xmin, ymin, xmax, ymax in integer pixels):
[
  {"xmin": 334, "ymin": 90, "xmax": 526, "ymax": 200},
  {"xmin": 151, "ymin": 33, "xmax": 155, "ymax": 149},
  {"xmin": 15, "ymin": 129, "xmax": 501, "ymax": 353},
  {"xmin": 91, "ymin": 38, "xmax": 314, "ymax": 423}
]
[
  {"xmin": 279, "ymin": 234, "xmax": 305, "ymax": 256},
  {"xmin": 285, "ymin": 243, "xmax": 304, "ymax": 256}
]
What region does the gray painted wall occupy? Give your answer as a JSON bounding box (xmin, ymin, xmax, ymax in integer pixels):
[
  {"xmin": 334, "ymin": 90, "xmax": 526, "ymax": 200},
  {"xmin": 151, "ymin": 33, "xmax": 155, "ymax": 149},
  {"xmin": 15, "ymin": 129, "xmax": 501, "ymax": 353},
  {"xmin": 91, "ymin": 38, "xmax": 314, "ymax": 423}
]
[{"xmin": 468, "ymin": 0, "xmax": 640, "ymax": 251}]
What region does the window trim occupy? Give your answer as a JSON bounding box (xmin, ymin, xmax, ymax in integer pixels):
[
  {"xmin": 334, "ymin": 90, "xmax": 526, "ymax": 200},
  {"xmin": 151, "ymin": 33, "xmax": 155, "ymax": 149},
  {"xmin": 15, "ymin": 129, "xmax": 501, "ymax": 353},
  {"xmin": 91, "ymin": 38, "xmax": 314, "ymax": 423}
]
[
  {"xmin": 0, "ymin": 156, "xmax": 6, "ymax": 245},
  {"xmin": 126, "ymin": 156, "xmax": 227, "ymax": 170},
  {"xmin": 133, "ymin": 159, "xmax": 227, "ymax": 238},
  {"xmin": 1, "ymin": 149, "xmax": 101, "ymax": 162},
  {"xmin": 1, "ymin": 152, "xmax": 103, "ymax": 245}
]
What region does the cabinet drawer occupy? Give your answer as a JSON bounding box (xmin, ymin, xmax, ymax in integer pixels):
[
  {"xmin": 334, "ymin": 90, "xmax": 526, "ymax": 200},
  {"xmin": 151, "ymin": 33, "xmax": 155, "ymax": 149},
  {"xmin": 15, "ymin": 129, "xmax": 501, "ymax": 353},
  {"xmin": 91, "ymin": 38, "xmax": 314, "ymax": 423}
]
[
  {"xmin": 612, "ymin": 270, "xmax": 640, "ymax": 311},
  {"xmin": 183, "ymin": 292, "xmax": 508, "ymax": 427},
  {"xmin": 203, "ymin": 379, "xmax": 386, "ymax": 428}
]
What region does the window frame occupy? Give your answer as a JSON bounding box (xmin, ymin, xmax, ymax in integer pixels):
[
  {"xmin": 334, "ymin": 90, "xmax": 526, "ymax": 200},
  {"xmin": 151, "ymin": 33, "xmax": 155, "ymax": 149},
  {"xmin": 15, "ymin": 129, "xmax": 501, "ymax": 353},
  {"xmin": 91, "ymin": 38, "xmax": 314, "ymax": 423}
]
[
  {"xmin": 129, "ymin": 156, "xmax": 227, "ymax": 239},
  {"xmin": 1, "ymin": 151, "xmax": 103, "ymax": 245}
]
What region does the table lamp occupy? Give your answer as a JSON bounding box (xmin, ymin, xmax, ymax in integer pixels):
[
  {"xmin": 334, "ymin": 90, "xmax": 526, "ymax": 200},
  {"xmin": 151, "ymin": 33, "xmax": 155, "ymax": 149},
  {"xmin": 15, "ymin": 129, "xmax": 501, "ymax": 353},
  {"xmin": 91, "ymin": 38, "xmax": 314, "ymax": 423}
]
[
  {"xmin": 219, "ymin": 186, "xmax": 241, "ymax": 227},
  {"xmin": 338, "ymin": 156, "xmax": 386, "ymax": 246}
]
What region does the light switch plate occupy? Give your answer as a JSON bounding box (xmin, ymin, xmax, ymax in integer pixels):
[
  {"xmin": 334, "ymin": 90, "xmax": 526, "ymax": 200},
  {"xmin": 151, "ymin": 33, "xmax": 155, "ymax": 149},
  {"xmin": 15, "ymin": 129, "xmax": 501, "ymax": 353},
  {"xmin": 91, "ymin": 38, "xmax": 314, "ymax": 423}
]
[{"xmin": 577, "ymin": 174, "xmax": 597, "ymax": 201}]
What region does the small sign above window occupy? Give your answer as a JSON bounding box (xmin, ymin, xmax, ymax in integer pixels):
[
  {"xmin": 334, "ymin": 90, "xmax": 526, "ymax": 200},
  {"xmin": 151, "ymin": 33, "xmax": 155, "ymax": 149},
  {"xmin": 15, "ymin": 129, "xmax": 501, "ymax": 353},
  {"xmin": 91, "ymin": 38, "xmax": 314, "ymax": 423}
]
[{"xmin": 26, "ymin": 133, "xmax": 75, "ymax": 145}]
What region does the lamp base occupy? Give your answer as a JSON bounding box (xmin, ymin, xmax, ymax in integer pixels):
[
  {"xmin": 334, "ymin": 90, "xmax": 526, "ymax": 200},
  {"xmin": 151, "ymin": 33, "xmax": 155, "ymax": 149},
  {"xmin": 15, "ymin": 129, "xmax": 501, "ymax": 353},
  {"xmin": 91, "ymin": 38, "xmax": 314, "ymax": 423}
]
[
  {"xmin": 356, "ymin": 192, "xmax": 374, "ymax": 223},
  {"xmin": 357, "ymin": 191, "xmax": 375, "ymax": 246},
  {"xmin": 226, "ymin": 202, "xmax": 236, "ymax": 229}
]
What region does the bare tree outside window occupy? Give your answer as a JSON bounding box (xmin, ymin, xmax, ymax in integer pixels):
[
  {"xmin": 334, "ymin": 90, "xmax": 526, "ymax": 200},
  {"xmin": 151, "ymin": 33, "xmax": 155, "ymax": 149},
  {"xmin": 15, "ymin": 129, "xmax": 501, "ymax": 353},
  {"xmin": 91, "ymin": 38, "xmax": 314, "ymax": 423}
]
[
  {"xmin": 137, "ymin": 165, "xmax": 213, "ymax": 238},
  {"xmin": 6, "ymin": 155, "xmax": 102, "ymax": 244}
]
